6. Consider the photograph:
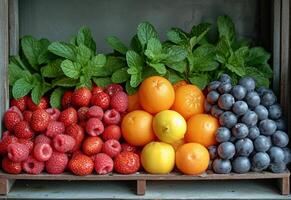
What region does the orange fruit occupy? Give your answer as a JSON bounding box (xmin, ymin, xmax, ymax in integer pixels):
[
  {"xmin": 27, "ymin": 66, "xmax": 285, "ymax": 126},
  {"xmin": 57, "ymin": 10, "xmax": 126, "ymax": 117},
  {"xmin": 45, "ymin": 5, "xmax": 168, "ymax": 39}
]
[
  {"xmin": 127, "ymin": 93, "xmax": 141, "ymax": 112},
  {"xmin": 138, "ymin": 76, "xmax": 175, "ymax": 114},
  {"xmin": 171, "ymin": 84, "xmax": 205, "ymax": 119},
  {"xmin": 171, "ymin": 139, "xmax": 185, "ymax": 151},
  {"xmin": 185, "ymin": 114, "xmax": 219, "ymax": 147},
  {"xmin": 121, "ymin": 110, "xmax": 155, "ymax": 146},
  {"xmin": 173, "ymin": 80, "xmax": 188, "ymax": 91},
  {"xmin": 176, "ymin": 143, "xmax": 210, "ymax": 175}
]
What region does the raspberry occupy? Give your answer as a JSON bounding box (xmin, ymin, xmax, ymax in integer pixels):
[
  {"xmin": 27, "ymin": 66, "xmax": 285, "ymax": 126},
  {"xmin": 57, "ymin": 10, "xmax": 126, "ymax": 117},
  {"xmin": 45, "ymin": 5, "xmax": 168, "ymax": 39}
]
[
  {"xmin": 10, "ymin": 96, "xmax": 27, "ymax": 112},
  {"xmin": 103, "ymin": 109, "xmax": 121, "ymax": 125},
  {"xmin": 68, "ymin": 154, "xmax": 94, "ymax": 176},
  {"xmin": 72, "ymin": 87, "xmax": 92, "ymax": 107},
  {"xmin": 110, "ymin": 91, "xmax": 128, "ymax": 112},
  {"xmin": 105, "ymin": 84, "xmax": 123, "ymax": 97},
  {"xmin": 0, "ymin": 132, "xmax": 18, "ymax": 155},
  {"xmin": 23, "ymin": 111, "xmax": 33, "ymax": 122},
  {"xmin": 35, "ymin": 134, "xmax": 51, "ymax": 145},
  {"xmin": 4, "ymin": 109, "xmax": 22, "ymax": 131},
  {"xmin": 7, "ymin": 143, "xmax": 29, "ymax": 162},
  {"xmin": 102, "ymin": 125, "xmax": 121, "ymax": 141},
  {"xmin": 114, "ymin": 151, "xmax": 140, "ymax": 174},
  {"xmin": 90, "ymin": 92, "xmax": 110, "ymax": 110},
  {"xmin": 33, "ymin": 143, "xmax": 53, "ymax": 161},
  {"xmin": 86, "ymin": 106, "xmax": 103, "ymax": 120},
  {"xmin": 94, "ymin": 153, "xmax": 114, "ymax": 175},
  {"xmin": 45, "ymin": 151, "xmax": 68, "ymax": 174},
  {"xmin": 82, "ymin": 136, "xmax": 103, "ymax": 156},
  {"xmin": 121, "ymin": 143, "xmax": 138, "ymax": 153},
  {"xmin": 59, "ymin": 107, "xmax": 78, "ymax": 127},
  {"xmin": 46, "ymin": 108, "xmax": 61, "ymax": 121},
  {"xmin": 30, "ymin": 109, "xmax": 50, "ymax": 132},
  {"xmin": 27, "ymin": 97, "xmax": 49, "ymax": 111},
  {"xmin": 18, "ymin": 138, "xmax": 34, "ymax": 153},
  {"xmin": 53, "ymin": 134, "xmax": 75, "ymax": 153},
  {"xmin": 65, "ymin": 124, "xmax": 85, "ymax": 152},
  {"xmin": 92, "ymin": 86, "xmax": 103, "ymax": 96},
  {"xmin": 86, "ymin": 118, "xmax": 104, "ymax": 136},
  {"xmin": 2, "ymin": 157, "xmax": 22, "ymax": 174},
  {"xmin": 45, "ymin": 121, "xmax": 65, "ymax": 138},
  {"xmin": 78, "ymin": 107, "xmax": 89, "ymax": 122},
  {"xmin": 14, "ymin": 121, "xmax": 34, "ymax": 139},
  {"xmin": 22, "ymin": 155, "xmax": 44, "ymax": 174},
  {"xmin": 102, "ymin": 139, "xmax": 121, "ymax": 158},
  {"xmin": 61, "ymin": 91, "xmax": 73, "ymax": 109}
]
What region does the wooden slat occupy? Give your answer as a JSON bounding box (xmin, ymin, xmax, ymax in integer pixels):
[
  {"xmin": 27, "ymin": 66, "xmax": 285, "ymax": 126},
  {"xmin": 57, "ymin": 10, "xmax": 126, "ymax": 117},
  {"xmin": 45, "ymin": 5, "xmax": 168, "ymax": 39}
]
[
  {"xmin": 136, "ymin": 180, "xmax": 146, "ymax": 195},
  {"xmin": 8, "ymin": 0, "xmax": 19, "ymax": 55},
  {"xmin": 0, "ymin": 179, "xmax": 14, "ymax": 195},
  {"xmin": 279, "ymin": 176, "xmax": 290, "ymax": 195}
]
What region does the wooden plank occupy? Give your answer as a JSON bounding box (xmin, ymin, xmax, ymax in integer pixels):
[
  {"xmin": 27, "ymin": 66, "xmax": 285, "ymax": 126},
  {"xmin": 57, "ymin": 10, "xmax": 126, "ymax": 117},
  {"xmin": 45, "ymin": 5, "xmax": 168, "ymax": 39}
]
[
  {"xmin": 279, "ymin": 176, "xmax": 290, "ymax": 195},
  {"xmin": 8, "ymin": 0, "xmax": 19, "ymax": 55},
  {"xmin": 0, "ymin": 179, "xmax": 14, "ymax": 195},
  {"xmin": 136, "ymin": 180, "xmax": 146, "ymax": 195}
]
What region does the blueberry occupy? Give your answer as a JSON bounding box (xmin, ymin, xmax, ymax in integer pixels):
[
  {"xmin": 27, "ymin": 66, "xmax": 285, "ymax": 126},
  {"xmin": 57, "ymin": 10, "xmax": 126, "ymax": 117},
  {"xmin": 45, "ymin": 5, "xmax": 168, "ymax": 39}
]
[
  {"xmin": 254, "ymin": 105, "xmax": 268, "ymax": 120},
  {"xmin": 232, "ymin": 85, "xmax": 247, "ymax": 100},
  {"xmin": 219, "ymin": 74, "xmax": 232, "ymax": 83},
  {"xmin": 218, "ymin": 94, "xmax": 235, "ymax": 110},
  {"xmin": 268, "ymin": 146, "xmax": 285, "ymax": 163},
  {"xmin": 230, "ymin": 136, "xmax": 237, "ymax": 143},
  {"xmin": 232, "ymin": 156, "xmax": 251, "ymax": 173},
  {"xmin": 218, "ymin": 82, "xmax": 232, "ymax": 94},
  {"xmin": 207, "ymin": 91, "xmax": 220, "ymax": 104},
  {"xmin": 232, "ymin": 123, "xmax": 249, "ymax": 139},
  {"xmin": 239, "ymin": 77, "xmax": 256, "ymax": 92},
  {"xmin": 268, "ymin": 104, "xmax": 282, "ymax": 120},
  {"xmin": 272, "ymin": 131, "xmax": 289, "ymax": 148},
  {"xmin": 251, "ymin": 152, "xmax": 270, "ymax": 172},
  {"xmin": 207, "ymin": 81, "xmax": 221, "ymax": 92},
  {"xmin": 248, "ymin": 126, "xmax": 260, "ymax": 140},
  {"xmin": 216, "ymin": 127, "xmax": 231, "ymax": 143},
  {"xmin": 261, "ymin": 91, "xmax": 277, "ymax": 107},
  {"xmin": 232, "ymin": 101, "xmax": 248, "ymax": 116},
  {"xmin": 254, "ymin": 135, "xmax": 272, "ymax": 152},
  {"xmin": 208, "ymin": 145, "xmax": 218, "ymax": 160},
  {"xmin": 211, "ymin": 105, "xmax": 224, "ymax": 118},
  {"xmin": 276, "ymin": 118, "xmax": 287, "ymax": 131},
  {"xmin": 269, "ymin": 162, "xmax": 286, "ymax": 173},
  {"xmin": 235, "ymin": 138, "xmax": 254, "ymax": 156},
  {"xmin": 241, "ymin": 111, "xmax": 258, "ymax": 126},
  {"xmin": 256, "ymin": 87, "xmax": 270, "ymax": 97},
  {"xmin": 212, "ymin": 159, "xmax": 232, "ymax": 174},
  {"xmin": 204, "ymin": 101, "xmax": 212, "ymax": 113},
  {"xmin": 219, "ymin": 111, "xmax": 238, "ymax": 128},
  {"xmin": 259, "ymin": 119, "xmax": 277, "ymax": 136},
  {"xmin": 245, "ymin": 91, "xmax": 261, "ymax": 108},
  {"xmin": 218, "ymin": 142, "xmax": 236, "ymax": 159},
  {"xmin": 282, "ymin": 148, "xmax": 291, "ymax": 164}
]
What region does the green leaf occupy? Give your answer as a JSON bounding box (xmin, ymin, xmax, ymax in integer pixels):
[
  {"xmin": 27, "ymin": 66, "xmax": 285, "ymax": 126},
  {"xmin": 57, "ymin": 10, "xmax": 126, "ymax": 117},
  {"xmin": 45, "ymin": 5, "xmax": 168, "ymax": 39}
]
[
  {"xmin": 52, "ymin": 77, "xmax": 79, "ymax": 87},
  {"xmin": 146, "ymin": 38, "xmax": 162, "ymax": 54},
  {"xmin": 217, "ymin": 15, "xmax": 236, "ymax": 43},
  {"xmin": 111, "ymin": 68, "xmax": 130, "ymax": 83},
  {"xmin": 8, "ymin": 62, "xmax": 31, "ymax": 85},
  {"xmin": 148, "ymin": 62, "xmax": 167, "ymax": 75},
  {"xmin": 130, "ymin": 73, "xmax": 142, "ymax": 87},
  {"xmin": 91, "ymin": 54, "xmax": 106, "ymax": 68},
  {"xmin": 164, "ymin": 45, "xmax": 187, "ymax": 63},
  {"xmin": 77, "ymin": 75, "xmax": 92, "ymax": 89},
  {"xmin": 232, "ymin": 38, "xmax": 251, "ymax": 50},
  {"xmin": 246, "ymin": 67, "xmax": 270, "ymax": 87},
  {"xmin": 142, "ymin": 67, "xmax": 160, "ymax": 79},
  {"xmin": 104, "ymin": 56, "xmax": 126, "ymax": 73},
  {"xmin": 76, "ymin": 26, "xmax": 96, "ymax": 52},
  {"xmin": 76, "ymin": 44, "xmax": 92, "ymax": 65},
  {"xmin": 257, "ymin": 63, "xmax": 273, "ymax": 79},
  {"xmin": 60, "ymin": 60, "xmax": 81, "ymax": 79},
  {"xmin": 12, "ymin": 77, "xmax": 34, "ymax": 99},
  {"xmin": 166, "ymin": 28, "xmax": 188, "ymax": 45},
  {"xmin": 50, "ymin": 88, "xmax": 64, "ymax": 109},
  {"xmin": 37, "ymin": 39, "xmax": 54, "ymax": 65},
  {"xmin": 246, "ymin": 47, "xmax": 271, "ymax": 66},
  {"xmin": 166, "ymin": 60, "xmax": 187, "ymax": 73},
  {"xmin": 188, "ymin": 73, "xmax": 209, "ymax": 89},
  {"xmin": 31, "ymin": 84, "xmax": 51, "ymax": 104},
  {"xmin": 106, "ymin": 36, "xmax": 128, "ymax": 54},
  {"xmin": 190, "ymin": 23, "xmax": 211, "ymax": 48},
  {"xmin": 92, "ymin": 77, "xmax": 112, "ymax": 87},
  {"xmin": 89, "ymin": 54, "xmax": 107, "ymax": 77},
  {"xmin": 137, "ymin": 22, "xmax": 158, "ymax": 47},
  {"xmin": 225, "ymin": 47, "xmax": 248, "ymax": 76},
  {"xmin": 166, "ymin": 69, "xmax": 184, "ymax": 84},
  {"xmin": 125, "ymin": 80, "xmax": 138, "ymax": 95},
  {"xmin": 126, "ymin": 50, "xmax": 143, "ymax": 71},
  {"xmin": 41, "ymin": 59, "xmax": 63, "ymax": 78},
  {"xmin": 216, "ymin": 36, "xmax": 232, "ymax": 63},
  {"xmin": 48, "ymin": 42, "xmax": 77, "ymax": 61}
]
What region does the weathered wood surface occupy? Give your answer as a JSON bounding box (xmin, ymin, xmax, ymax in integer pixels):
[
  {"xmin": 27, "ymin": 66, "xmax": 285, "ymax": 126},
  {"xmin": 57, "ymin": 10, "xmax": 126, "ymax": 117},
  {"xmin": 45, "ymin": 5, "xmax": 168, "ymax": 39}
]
[{"xmin": 8, "ymin": 0, "xmax": 19, "ymax": 55}]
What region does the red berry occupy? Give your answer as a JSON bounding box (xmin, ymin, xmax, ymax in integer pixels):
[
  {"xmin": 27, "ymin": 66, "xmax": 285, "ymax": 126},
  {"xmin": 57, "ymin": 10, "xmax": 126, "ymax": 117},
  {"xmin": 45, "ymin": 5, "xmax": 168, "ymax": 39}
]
[
  {"xmin": 82, "ymin": 136, "xmax": 103, "ymax": 156},
  {"xmin": 45, "ymin": 151, "xmax": 68, "ymax": 174},
  {"xmin": 86, "ymin": 106, "xmax": 103, "ymax": 120},
  {"xmin": 86, "ymin": 118, "xmax": 104, "ymax": 136},
  {"xmin": 94, "ymin": 153, "xmax": 113, "ymax": 175},
  {"xmin": 61, "ymin": 91, "xmax": 73, "ymax": 109},
  {"xmin": 68, "ymin": 154, "xmax": 94, "ymax": 176},
  {"xmin": 53, "ymin": 134, "xmax": 75, "ymax": 153},
  {"xmin": 78, "ymin": 107, "xmax": 89, "ymax": 122},
  {"xmin": 4, "ymin": 110, "xmax": 22, "ymax": 131},
  {"xmin": 22, "ymin": 155, "xmax": 44, "ymax": 174},
  {"xmin": 14, "ymin": 121, "xmax": 34, "ymax": 139},
  {"xmin": 27, "ymin": 97, "xmax": 49, "ymax": 111},
  {"xmin": 102, "ymin": 125, "xmax": 121, "ymax": 141},
  {"xmin": 72, "ymin": 87, "xmax": 92, "ymax": 108},
  {"xmin": 8, "ymin": 106, "xmax": 23, "ymax": 119},
  {"xmin": 102, "ymin": 139, "xmax": 121, "ymax": 158},
  {"xmin": 65, "ymin": 124, "xmax": 85, "ymax": 152},
  {"xmin": 110, "ymin": 91, "xmax": 128, "ymax": 112},
  {"xmin": 45, "ymin": 121, "xmax": 65, "ymax": 138},
  {"xmin": 35, "ymin": 134, "xmax": 51, "ymax": 145},
  {"xmin": 23, "ymin": 111, "xmax": 33, "ymax": 122},
  {"xmin": 90, "ymin": 92, "xmax": 110, "ymax": 110},
  {"xmin": 10, "ymin": 97, "xmax": 27, "ymax": 112},
  {"xmin": 0, "ymin": 132, "xmax": 18, "ymax": 155},
  {"xmin": 59, "ymin": 107, "xmax": 78, "ymax": 127},
  {"xmin": 105, "ymin": 84, "xmax": 123, "ymax": 97},
  {"xmin": 7, "ymin": 143, "xmax": 29, "ymax": 162},
  {"xmin": 92, "ymin": 86, "xmax": 103, "ymax": 96},
  {"xmin": 46, "ymin": 108, "xmax": 61, "ymax": 121},
  {"xmin": 103, "ymin": 109, "xmax": 121, "ymax": 125},
  {"xmin": 2, "ymin": 157, "xmax": 22, "ymax": 174},
  {"xmin": 121, "ymin": 143, "xmax": 138, "ymax": 153},
  {"xmin": 30, "ymin": 109, "xmax": 50, "ymax": 132},
  {"xmin": 79, "ymin": 121, "xmax": 87, "ymax": 130},
  {"xmin": 33, "ymin": 143, "xmax": 53, "ymax": 161},
  {"xmin": 114, "ymin": 151, "xmax": 140, "ymax": 174},
  {"xmin": 18, "ymin": 138, "xmax": 34, "ymax": 153}
]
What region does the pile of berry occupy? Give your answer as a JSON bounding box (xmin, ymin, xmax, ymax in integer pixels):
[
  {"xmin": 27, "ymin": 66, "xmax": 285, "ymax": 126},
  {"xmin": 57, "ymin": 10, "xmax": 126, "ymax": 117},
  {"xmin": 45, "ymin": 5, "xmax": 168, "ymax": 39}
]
[
  {"xmin": 205, "ymin": 74, "xmax": 290, "ymax": 173},
  {"xmin": 1, "ymin": 84, "xmax": 141, "ymax": 175}
]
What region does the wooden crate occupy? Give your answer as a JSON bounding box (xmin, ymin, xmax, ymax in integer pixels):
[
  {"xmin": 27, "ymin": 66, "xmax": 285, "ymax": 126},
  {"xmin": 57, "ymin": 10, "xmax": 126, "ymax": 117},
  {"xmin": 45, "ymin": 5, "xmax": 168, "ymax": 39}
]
[{"xmin": 0, "ymin": 0, "xmax": 290, "ymax": 197}]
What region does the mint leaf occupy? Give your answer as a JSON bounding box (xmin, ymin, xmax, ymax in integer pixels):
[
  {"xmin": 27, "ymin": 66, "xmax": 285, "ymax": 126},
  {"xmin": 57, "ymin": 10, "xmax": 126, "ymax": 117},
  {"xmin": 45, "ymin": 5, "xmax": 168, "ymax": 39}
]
[
  {"xmin": 166, "ymin": 69, "xmax": 184, "ymax": 83},
  {"xmin": 164, "ymin": 45, "xmax": 187, "ymax": 63},
  {"xmin": 106, "ymin": 36, "xmax": 128, "ymax": 54},
  {"xmin": 77, "ymin": 75, "xmax": 92, "ymax": 89},
  {"xmin": 104, "ymin": 56, "xmax": 126, "ymax": 73},
  {"xmin": 148, "ymin": 62, "xmax": 167, "ymax": 75},
  {"xmin": 246, "ymin": 67, "xmax": 269, "ymax": 87},
  {"xmin": 188, "ymin": 73, "xmax": 209, "ymax": 89},
  {"xmin": 50, "ymin": 88, "xmax": 64, "ymax": 109},
  {"xmin": 92, "ymin": 77, "xmax": 112, "ymax": 87},
  {"xmin": 190, "ymin": 23, "xmax": 211, "ymax": 48},
  {"xmin": 137, "ymin": 22, "xmax": 158, "ymax": 47},
  {"xmin": 89, "ymin": 54, "xmax": 107, "ymax": 77},
  {"xmin": 130, "ymin": 35, "xmax": 143, "ymax": 53},
  {"xmin": 130, "ymin": 73, "xmax": 142, "ymax": 87},
  {"xmin": 91, "ymin": 54, "xmax": 106, "ymax": 68},
  {"xmin": 166, "ymin": 60, "xmax": 187, "ymax": 73},
  {"xmin": 225, "ymin": 46, "xmax": 248, "ymax": 76},
  {"xmin": 8, "ymin": 62, "xmax": 31, "ymax": 85},
  {"xmin": 31, "ymin": 84, "xmax": 50, "ymax": 104},
  {"xmin": 12, "ymin": 77, "xmax": 34, "ymax": 99},
  {"xmin": 52, "ymin": 77, "xmax": 79, "ymax": 87},
  {"xmin": 126, "ymin": 50, "xmax": 143, "ymax": 71},
  {"xmin": 257, "ymin": 63, "xmax": 273, "ymax": 79},
  {"xmin": 76, "ymin": 44, "xmax": 92, "ymax": 65},
  {"xmin": 166, "ymin": 28, "xmax": 188, "ymax": 45},
  {"xmin": 217, "ymin": 15, "xmax": 235, "ymax": 43},
  {"xmin": 111, "ymin": 68, "xmax": 130, "ymax": 83},
  {"xmin": 37, "ymin": 39, "xmax": 54, "ymax": 65},
  {"xmin": 216, "ymin": 36, "xmax": 232, "ymax": 63},
  {"xmin": 146, "ymin": 38, "xmax": 162, "ymax": 54},
  {"xmin": 246, "ymin": 47, "xmax": 270, "ymax": 66},
  {"xmin": 61, "ymin": 60, "xmax": 81, "ymax": 79},
  {"xmin": 41, "ymin": 59, "xmax": 63, "ymax": 78},
  {"xmin": 191, "ymin": 44, "xmax": 218, "ymax": 72},
  {"xmin": 142, "ymin": 67, "xmax": 160, "ymax": 79},
  {"xmin": 125, "ymin": 80, "xmax": 138, "ymax": 95},
  {"xmin": 77, "ymin": 26, "xmax": 96, "ymax": 52},
  {"xmin": 48, "ymin": 42, "xmax": 77, "ymax": 61}
]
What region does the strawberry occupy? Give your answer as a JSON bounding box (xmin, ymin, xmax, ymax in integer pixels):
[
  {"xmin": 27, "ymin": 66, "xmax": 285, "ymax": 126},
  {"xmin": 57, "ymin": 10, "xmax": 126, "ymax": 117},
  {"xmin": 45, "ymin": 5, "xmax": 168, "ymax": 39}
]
[
  {"xmin": 92, "ymin": 86, "xmax": 103, "ymax": 96},
  {"xmin": 110, "ymin": 91, "xmax": 128, "ymax": 112},
  {"xmin": 79, "ymin": 121, "xmax": 87, "ymax": 130},
  {"xmin": 77, "ymin": 107, "xmax": 89, "ymax": 122},
  {"xmin": 121, "ymin": 143, "xmax": 138, "ymax": 153},
  {"xmin": 114, "ymin": 151, "xmax": 140, "ymax": 174},
  {"xmin": 68, "ymin": 154, "xmax": 94, "ymax": 176},
  {"xmin": 105, "ymin": 84, "xmax": 123, "ymax": 97},
  {"xmin": 2, "ymin": 157, "xmax": 22, "ymax": 174},
  {"xmin": 45, "ymin": 151, "xmax": 68, "ymax": 174},
  {"xmin": 18, "ymin": 138, "xmax": 34, "ymax": 153},
  {"xmin": 30, "ymin": 109, "xmax": 50, "ymax": 132},
  {"xmin": 59, "ymin": 107, "xmax": 78, "ymax": 127},
  {"xmin": 7, "ymin": 143, "xmax": 29, "ymax": 162},
  {"xmin": 94, "ymin": 153, "xmax": 113, "ymax": 175},
  {"xmin": 45, "ymin": 121, "xmax": 65, "ymax": 138},
  {"xmin": 8, "ymin": 106, "xmax": 23, "ymax": 119},
  {"xmin": 33, "ymin": 143, "xmax": 53, "ymax": 161},
  {"xmin": 61, "ymin": 91, "xmax": 73, "ymax": 109},
  {"xmin": 46, "ymin": 108, "xmax": 61, "ymax": 121},
  {"xmin": 53, "ymin": 134, "xmax": 75, "ymax": 153},
  {"xmin": 82, "ymin": 136, "xmax": 103, "ymax": 156},
  {"xmin": 65, "ymin": 124, "xmax": 84, "ymax": 152},
  {"xmin": 102, "ymin": 125, "xmax": 121, "ymax": 141},
  {"xmin": 4, "ymin": 109, "xmax": 23, "ymax": 131},
  {"xmin": 35, "ymin": 134, "xmax": 51, "ymax": 145},
  {"xmin": 22, "ymin": 155, "xmax": 44, "ymax": 174},
  {"xmin": 102, "ymin": 139, "xmax": 121, "ymax": 158},
  {"xmin": 10, "ymin": 96, "xmax": 27, "ymax": 112},
  {"xmin": 72, "ymin": 87, "xmax": 92, "ymax": 108},
  {"xmin": 0, "ymin": 132, "xmax": 18, "ymax": 155},
  {"xmin": 14, "ymin": 121, "xmax": 34, "ymax": 139},
  {"xmin": 23, "ymin": 111, "xmax": 33, "ymax": 122},
  {"xmin": 86, "ymin": 106, "xmax": 103, "ymax": 120},
  {"xmin": 103, "ymin": 109, "xmax": 121, "ymax": 125},
  {"xmin": 86, "ymin": 118, "xmax": 104, "ymax": 136},
  {"xmin": 27, "ymin": 96, "xmax": 49, "ymax": 111},
  {"xmin": 90, "ymin": 92, "xmax": 110, "ymax": 110}
]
